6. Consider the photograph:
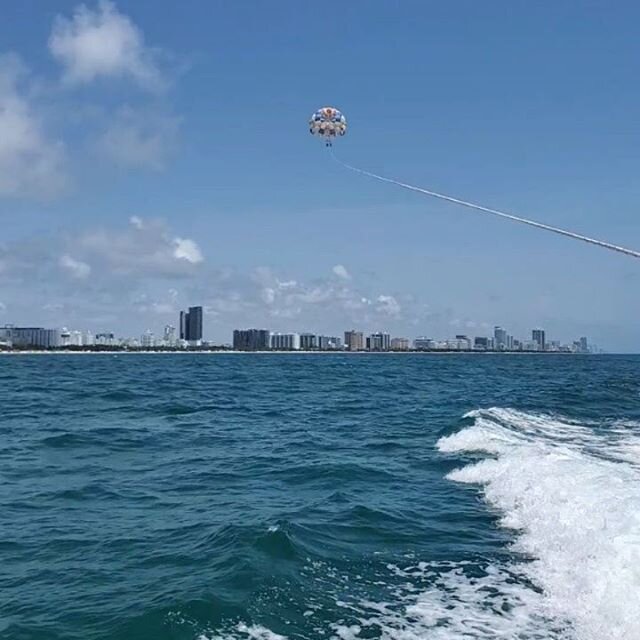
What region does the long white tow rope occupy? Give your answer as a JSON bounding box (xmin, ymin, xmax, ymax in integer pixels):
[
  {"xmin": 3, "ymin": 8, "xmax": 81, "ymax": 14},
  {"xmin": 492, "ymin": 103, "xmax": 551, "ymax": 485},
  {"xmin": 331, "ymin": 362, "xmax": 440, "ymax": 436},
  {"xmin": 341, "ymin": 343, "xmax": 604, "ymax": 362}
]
[{"xmin": 330, "ymin": 151, "xmax": 640, "ymax": 259}]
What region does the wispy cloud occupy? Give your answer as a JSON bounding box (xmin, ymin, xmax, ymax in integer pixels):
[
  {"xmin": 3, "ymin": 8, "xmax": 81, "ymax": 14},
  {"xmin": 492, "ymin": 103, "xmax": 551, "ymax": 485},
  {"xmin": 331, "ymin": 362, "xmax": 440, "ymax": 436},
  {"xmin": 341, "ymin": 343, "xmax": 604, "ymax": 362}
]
[
  {"xmin": 96, "ymin": 106, "xmax": 180, "ymax": 170},
  {"xmin": 173, "ymin": 237, "xmax": 203, "ymax": 264},
  {"xmin": 76, "ymin": 217, "xmax": 205, "ymax": 276},
  {"xmin": 0, "ymin": 222, "xmax": 442, "ymax": 338},
  {"xmin": 49, "ymin": 1, "xmax": 166, "ymax": 90},
  {"xmin": 59, "ymin": 254, "xmax": 91, "ymax": 279},
  {"xmin": 376, "ymin": 294, "xmax": 401, "ymax": 317},
  {"xmin": 0, "ymin": 55, "xmax": 67, "ymax": 199},
  {"xmin": 0, "ymin": 2, "xmax": 182, "ymax": 202},
  {"xmin": 332, "ymin": 264, "xmax": 351, "ymax": 280}
]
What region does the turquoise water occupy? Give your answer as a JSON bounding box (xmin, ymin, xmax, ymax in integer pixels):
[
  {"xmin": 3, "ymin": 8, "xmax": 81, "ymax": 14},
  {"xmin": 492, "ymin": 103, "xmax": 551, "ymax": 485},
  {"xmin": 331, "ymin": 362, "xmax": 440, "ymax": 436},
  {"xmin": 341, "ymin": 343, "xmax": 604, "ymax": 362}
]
[{"xmin": 2, "ymin": 354, "xmax": 639, "ymax": 639}]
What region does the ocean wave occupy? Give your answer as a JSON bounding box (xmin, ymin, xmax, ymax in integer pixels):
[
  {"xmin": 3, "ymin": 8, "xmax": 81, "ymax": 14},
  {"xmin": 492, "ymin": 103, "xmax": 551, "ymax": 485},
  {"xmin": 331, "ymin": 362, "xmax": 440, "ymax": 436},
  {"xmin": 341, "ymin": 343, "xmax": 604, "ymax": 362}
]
[
  {"xmin": 437, "ymin": 407, "xmax": 640, "ymax": 640},
  {"xmin": 196, "ymin": 559, "xmax": 568, "ymax": 640},
  {"xmin": 5, "ymin": 356, "xmax": 640, "ymax": 640}
]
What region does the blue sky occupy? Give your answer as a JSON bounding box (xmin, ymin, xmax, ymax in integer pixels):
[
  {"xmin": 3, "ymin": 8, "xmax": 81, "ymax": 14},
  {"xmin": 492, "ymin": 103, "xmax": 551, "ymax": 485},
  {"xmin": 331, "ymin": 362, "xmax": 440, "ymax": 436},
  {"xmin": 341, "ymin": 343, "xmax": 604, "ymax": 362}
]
[{"xmin": 1, "ymin": 1, "xmax": 640, "ymax": 350}]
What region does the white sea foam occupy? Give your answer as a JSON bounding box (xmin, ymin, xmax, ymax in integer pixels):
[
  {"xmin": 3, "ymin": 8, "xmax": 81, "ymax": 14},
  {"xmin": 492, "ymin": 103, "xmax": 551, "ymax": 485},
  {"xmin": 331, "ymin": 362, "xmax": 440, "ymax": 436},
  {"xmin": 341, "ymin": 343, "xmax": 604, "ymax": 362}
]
[
  {"xmin": 323, "ymin": 561, "xmax": 567, "ymax": 639},
  {"xmin": 201, "ymin": 623, "xmax": 288, "ymax": 640},
  {"xmin": 198, "ymin": 407, "xmax": 640, "ymax": 640},
  {"xmin": 198, "ymin": 561, "xmax": 566, "ymax": 640},
  {"xmin": 438, "ymin": 407, "xmax": 640, "ymax": 640}
]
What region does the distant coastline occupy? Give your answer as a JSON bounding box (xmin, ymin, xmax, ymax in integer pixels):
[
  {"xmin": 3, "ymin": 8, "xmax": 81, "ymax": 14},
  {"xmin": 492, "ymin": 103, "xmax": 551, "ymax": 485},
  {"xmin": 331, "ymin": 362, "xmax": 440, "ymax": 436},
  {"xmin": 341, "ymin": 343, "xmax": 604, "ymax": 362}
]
[{"xmin": 0, "ymin": 348, "xmax": 588, "ymax": 356}]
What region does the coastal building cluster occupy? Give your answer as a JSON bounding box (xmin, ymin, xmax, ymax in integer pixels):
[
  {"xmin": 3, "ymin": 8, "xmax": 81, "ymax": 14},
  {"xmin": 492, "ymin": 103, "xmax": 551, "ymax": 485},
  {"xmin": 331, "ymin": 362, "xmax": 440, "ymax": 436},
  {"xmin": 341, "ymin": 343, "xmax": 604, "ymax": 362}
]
[
  {"xmin": 0, "ymin": 306, "xmax": 593, "ymax": 353},
  {"xmin": 232, "ymin": 326, "xmax": 593, "ymax": 353},
  {"xmin": 0, "ymin": 307, "xmax": 204, "ymax": 350}
]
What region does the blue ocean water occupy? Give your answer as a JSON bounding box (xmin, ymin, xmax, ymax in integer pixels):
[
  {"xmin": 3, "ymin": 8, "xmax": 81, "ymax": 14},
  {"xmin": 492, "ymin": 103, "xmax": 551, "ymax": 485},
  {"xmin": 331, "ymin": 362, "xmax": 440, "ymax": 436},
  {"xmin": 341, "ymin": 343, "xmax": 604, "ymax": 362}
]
[{"xmin": 1, "ymin": 353, "xmax": 640, "ymax": 640}]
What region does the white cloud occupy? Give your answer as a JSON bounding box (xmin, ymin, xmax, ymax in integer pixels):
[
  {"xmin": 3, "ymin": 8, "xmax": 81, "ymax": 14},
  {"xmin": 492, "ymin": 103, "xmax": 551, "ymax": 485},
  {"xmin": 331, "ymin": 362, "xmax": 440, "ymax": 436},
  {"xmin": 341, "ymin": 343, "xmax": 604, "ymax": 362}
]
[
  {"xmin": 332, "ymin": 264, "xmax": 351, "ymax": 280},
  {"xmin": 43, "ymin": 302, "xmax": 64, "ymax": 312},
  {"xmin": 376, "ymin": 294, "xmax": 401, "ymax": 316},
  {"xmin": 49, "ymin": 1, "xmax": 164, "ymax": 90},
  {"xmin": 60, "ymin": 254, "xmax": 91, "ymax": 279},
  {"xmin": 76, "ymin": 217, "xmax": 204, "ymax": 276},
  {"xmin": 0, "ymin": 301, "xmax": 6, "ymax": 313},
  {"xmin": 1, "ymin": 223, "xmax": 435, "ymax": 339},
  {"xmin": 236, "ymin": 267, "xmax": 408, "ymax": 328},
  {"xmin": 97, "ymin": 107, "xmax": 179, "ymax": 170},
  {"xmin": 173, "ymin": 237, "xmax": 203, "ymax": 264},
  {"xmin": 0, "ymin": 55, "xmax": 66, "ymax": 199},
  {"xmin": 261, "ymin": 287, "xmax": 276, "ymax": 304},
  {"xmin": 1, "ymin": 217, "xmax": 203, "ymax": 283},
  {"xmin": 297, "ymin": 287, "xmax": 333, "ymax": 304}
]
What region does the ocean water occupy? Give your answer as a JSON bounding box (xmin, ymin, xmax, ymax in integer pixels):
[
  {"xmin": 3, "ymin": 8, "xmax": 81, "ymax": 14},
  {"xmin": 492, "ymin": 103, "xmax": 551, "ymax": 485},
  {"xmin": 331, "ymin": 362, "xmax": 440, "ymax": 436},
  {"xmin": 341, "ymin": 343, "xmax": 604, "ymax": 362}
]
[{"xmin": 1, "ymin": 353, "xmax": 639, "ymax": 640}]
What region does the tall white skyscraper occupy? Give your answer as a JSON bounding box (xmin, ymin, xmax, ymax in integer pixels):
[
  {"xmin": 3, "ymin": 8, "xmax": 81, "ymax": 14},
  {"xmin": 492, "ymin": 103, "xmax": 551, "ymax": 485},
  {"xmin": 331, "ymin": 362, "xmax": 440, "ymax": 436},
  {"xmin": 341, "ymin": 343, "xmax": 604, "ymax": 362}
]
[
  {"xmin": 164, "ymin": 325, "xmax": 176, "ymax": 346},
  {"xmin": 141, "ymin": 330, "xmax": 155, "ymax": 348}
]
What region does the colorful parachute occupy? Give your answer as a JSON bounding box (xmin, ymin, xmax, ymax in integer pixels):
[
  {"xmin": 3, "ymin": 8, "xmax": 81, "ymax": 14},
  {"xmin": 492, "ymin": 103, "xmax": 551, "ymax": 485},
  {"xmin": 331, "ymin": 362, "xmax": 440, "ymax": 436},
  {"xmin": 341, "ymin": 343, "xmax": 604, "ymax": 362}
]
[{"xmin": 309, "ymin": 107, "xmax": 347, "ymax": 146}]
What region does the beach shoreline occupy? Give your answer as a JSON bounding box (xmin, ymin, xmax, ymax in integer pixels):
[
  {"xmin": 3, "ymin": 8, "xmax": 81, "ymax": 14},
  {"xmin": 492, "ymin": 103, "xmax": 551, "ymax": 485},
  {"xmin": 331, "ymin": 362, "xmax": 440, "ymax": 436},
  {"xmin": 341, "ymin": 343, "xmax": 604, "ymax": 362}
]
[{"xmin": 0, "ymin": 349, "xmax": 583, "ymax": 356}]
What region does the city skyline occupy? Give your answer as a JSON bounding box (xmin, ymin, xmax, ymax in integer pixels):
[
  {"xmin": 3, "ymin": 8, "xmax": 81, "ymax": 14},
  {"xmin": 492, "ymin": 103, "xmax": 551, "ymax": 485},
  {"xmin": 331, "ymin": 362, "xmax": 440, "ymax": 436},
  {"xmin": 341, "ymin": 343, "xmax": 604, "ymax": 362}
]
[
  {"xmin": 0, "ymin": 302, "xmax": 604, "ymax": 353},
  {"xmin": 1, "ymin": 312, "xmax": 595, "ymax": 353},
  {"xmin": 1, "ymin": 3, "xmax": 640, "ymax": 351}
]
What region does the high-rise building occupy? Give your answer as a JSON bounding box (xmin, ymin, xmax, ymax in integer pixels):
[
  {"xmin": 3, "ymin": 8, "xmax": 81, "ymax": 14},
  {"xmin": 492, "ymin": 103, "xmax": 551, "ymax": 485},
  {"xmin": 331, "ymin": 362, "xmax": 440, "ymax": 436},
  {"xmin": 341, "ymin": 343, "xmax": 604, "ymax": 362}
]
[
  {"xmin": 0, "ymin": 325, "xmax": 13, "ymax": 345},
  {"xmin": 344, "ymin": 330, "xmax": 364, "ymax": 351},
  {"xmin": 187, "ymin": 306, "xmax": 203, "ymax": 342},
  {"xmin": 367, "ymin": 332, "xmax": 390, "ymax": 351},
  {"xmin": 179, "ymin": 311, "xmax": 187, "ymax": 340},
  {"xmin": 414, "ymin": 337, "xmax": 434, "ymax": 350},
  {"xmin": 532, "ymin": 329, "xmax": 546, "ymax": 351},
  {"xmin": 233, "ymin": 329, "xmax": 271, "ymax": 351},
  {"xmin": 318, "ymin": 335, "xmax": 342, "ymax": 350},
  {"xmin": 579, "ymin": 337, "xmax": 588, "ymax": 353},
  {"xmin": 95, "ymin": 332, "xmax": 116, "ymax": 346},
  {"xmin": 300, "ymin": 333, "xmax": 317, "ymax": 350},
  {"xmin": 57, "ymin": 328, "xmax": 83, "ymax": 347},
  {"xmin": 164, "ymin": 325, "xmax": 176, "ymax": 346},
  {"xmin": 494, "ymin": 326, "xmax": 508, "ymax": 350},
  {"xmin": 474, "ymin": 337, "xmax": 489, "ymax": 350},
  {"xmin": 141, "ymin": 330, "xmax": 155, "ymax": 348},
  {"xmin": 179, "ymin": 306, "xmax": 203, "ymax": 343},
  {"xmin": 270, "ymin": 332, "xmax": 300, "ymax": 350},
  {"xmin": 390, "ymin": 337, "xmax": 410, "ymax": 351},
  {"xmin": 4, "ymin": 327, "xmax": 60, "ymax": 348},
  {"xmin": 455, "ymin": 335, "xmax": 472, "ymax": 350},
  {"xmin": 69, "ymin": 330, "xmax": 83, "ymax": 346}
]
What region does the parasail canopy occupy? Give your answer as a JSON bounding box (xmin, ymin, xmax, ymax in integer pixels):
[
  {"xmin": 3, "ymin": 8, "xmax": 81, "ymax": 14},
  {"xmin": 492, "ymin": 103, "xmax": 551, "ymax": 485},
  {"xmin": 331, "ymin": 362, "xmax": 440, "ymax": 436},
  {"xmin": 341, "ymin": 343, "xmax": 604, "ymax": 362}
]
[{"xmin": 309, "ymin": 107, "xmax": 347, "ymax": 146}]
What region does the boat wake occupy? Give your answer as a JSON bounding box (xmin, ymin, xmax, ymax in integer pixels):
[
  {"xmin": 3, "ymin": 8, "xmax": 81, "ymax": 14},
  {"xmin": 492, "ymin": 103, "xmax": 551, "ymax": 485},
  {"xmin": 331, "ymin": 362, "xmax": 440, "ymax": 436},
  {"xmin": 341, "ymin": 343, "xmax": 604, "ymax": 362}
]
[
  {"xmin": 437, "ymin": 407, "xmax": 640, "ymax": 640},
  {"xmin": 197, "ymin": 407, "xmax": 640, "ymax": 640}
]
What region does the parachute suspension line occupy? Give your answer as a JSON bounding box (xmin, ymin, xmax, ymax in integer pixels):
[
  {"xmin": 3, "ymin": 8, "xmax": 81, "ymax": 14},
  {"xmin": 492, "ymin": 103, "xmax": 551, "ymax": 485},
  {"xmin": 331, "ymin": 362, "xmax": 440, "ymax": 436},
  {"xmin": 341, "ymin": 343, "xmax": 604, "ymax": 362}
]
[{"xmin": 329, "ymin": 150, "xmax": 640, "ymax": 260}]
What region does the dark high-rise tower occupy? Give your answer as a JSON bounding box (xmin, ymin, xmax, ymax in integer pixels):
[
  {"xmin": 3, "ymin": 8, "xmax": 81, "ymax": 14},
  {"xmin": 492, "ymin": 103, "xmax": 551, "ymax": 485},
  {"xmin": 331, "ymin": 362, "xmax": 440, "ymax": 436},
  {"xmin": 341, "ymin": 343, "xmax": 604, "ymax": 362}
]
[
  {"xmin": 233, "ymin": 329, "xmax": 271, "ymax": 350},
  {"xmin": 179, "ymin": 311, "xmax": 187, "ymax": 340},
  {"xmin": 179, "ymin": 306, "xmax": 203, "ymax": 342},
  {"xmin": 532, "ymin": 328, "xmax": 546, "ymax": 351},
  {"xmin": 187, "ymin": 306, "xmax": 203, "ymax": 342}
]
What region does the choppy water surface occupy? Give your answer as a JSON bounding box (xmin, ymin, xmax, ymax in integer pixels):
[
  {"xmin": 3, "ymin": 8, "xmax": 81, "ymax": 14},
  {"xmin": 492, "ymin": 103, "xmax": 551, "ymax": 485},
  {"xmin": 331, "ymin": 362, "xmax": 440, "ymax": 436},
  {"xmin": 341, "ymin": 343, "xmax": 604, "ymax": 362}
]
[{"xmin": 1, "ymin": 354, "xmax": 639, "ymax": 640}]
